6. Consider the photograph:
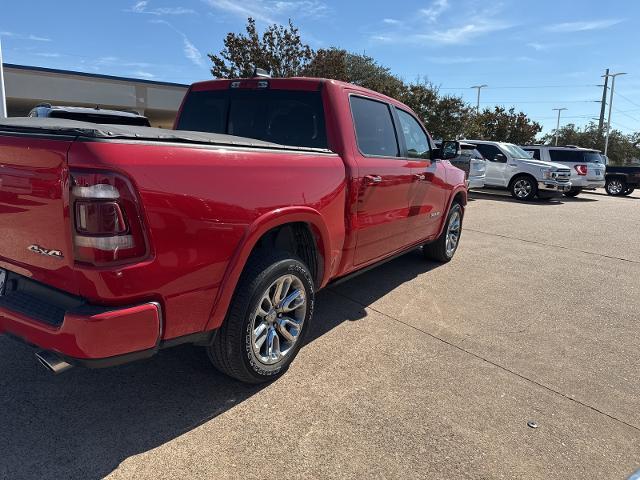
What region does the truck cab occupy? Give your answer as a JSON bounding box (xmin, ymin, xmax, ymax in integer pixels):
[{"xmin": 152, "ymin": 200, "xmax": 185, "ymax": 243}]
[{"xmin": 468, "ymin": 140, "xmax": 572, "ymax": 201}]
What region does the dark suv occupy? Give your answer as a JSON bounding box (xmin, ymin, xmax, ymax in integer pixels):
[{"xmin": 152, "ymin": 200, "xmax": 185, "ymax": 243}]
[{"xmin": 29, "ymin": 104, "xmax": 151, "ymax": 126}]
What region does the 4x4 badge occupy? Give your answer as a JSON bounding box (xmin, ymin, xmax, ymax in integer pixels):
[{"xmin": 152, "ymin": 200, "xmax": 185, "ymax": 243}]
[{"xmin": 28, "ymin": 245, "xmax": 64, "ymax": 259}]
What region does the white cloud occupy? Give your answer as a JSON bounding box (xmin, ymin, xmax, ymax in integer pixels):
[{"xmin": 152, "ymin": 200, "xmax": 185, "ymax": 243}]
[
  {"xmin": 383, "ymin": 18, "xmax": 402, "ymax": 25},
  {"xmin": 34, "ymin": 52, "xmax": 62, "ymax": 58},
  {"xmin": 0, "ymin": 31, "xmax": 51, "ymax": 42},
  {"xmin": 425, "ymin": 55, "xmax": 503, "ymax": 64},
  {"xmin": 203, "ymin": 0, "xmax": 328, "ymax": 23},
  {"xmin": 182, "ymin": 37, "xmax": 204, "ymax": 67},
  {"xmin": 545, "ymin": 19, "xmax": 622, "ymax": 32},
  {"xmin": 420, "ymin": 0, "xmax": 449, "ymax": 23},
  {"xmin": 132, "ymin": 70, "xmax": 155, "ymax": 79},
  {"xmin": 127, "ymin": 1, "xmax": 195, "ymax": 15},
  {"xmin": 150, "ymin": 19, "xmax": 205, "ymax": 67}
]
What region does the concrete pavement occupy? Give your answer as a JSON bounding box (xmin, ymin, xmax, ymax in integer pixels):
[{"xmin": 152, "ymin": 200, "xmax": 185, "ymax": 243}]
[{"xmin": 1, "ymin": 189, "xmax": 639, "ymax": 479}]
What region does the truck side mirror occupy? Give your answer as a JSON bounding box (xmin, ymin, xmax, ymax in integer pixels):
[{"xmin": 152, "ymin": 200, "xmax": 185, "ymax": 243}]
[
  {"xmin": 441, "ymin": 140, "xmax": 460, "ymax": 160},
  {"xmin": 494, "ymin": 153, "xmax": 507, "ymax": 163}
]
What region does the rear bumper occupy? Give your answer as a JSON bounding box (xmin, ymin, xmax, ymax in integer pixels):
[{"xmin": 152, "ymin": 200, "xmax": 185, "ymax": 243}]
[
  {"xmin": 0, "ymin": 271, "xmax": 162, "ymax": 363},
  {"xmin": 571, "ymin": 179, "xmax": 606, "ymax": 189}
]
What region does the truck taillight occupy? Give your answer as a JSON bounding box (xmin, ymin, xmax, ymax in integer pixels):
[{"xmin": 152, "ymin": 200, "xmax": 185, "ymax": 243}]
[
  {"xmin": 70, "ymin": 170, "xmax": 149, "ymax": 266},
  {"xmin": 574, "ymin": 164, "xmax": 588, "ymax": 176}
]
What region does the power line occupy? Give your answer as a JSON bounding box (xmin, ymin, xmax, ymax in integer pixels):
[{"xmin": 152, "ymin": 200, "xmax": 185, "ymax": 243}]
[
  {"xmin": 616, "ymin": 92, "xmax": 640, "ymax": 109},
  {"xmin": 613, "ymin": 108, "xmax": 640, "ymax": 124},
  {"xmin": 478, "ymin": 100, "xmax": 599, "ymax": 104},
  {"xmin": 438, "ymin": 84, "xmax": 598, "ymax": 90}
]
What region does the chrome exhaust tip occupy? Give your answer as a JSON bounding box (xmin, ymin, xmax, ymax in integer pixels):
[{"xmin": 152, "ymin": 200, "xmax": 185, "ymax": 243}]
[{"xmin": 35, "ymin": 350, "xmax": 73, "ymax": 375}]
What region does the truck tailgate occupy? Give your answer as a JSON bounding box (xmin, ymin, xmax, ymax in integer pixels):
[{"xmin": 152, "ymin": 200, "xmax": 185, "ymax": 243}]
[{"xmin": 0, "ymin": 134, "xmax": 77, "ymax": 294}]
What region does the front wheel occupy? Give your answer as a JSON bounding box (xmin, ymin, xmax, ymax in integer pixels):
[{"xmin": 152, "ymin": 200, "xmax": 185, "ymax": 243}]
[
  {"xmin": 208, "ymin": 252, "xmax": 315, "ymax": 384},
  {"xmin": 510, "ymin": 175, "xmax": 538, "ymax": 201},
  {"xmin": 423, "ymin": 202, "xmax": 463, "ymax": 263},
  {"xmin": 563, "ymin": 187, "xmax": 583, "ymax": 197},
  {"xmin": 605, "ymin": 178, "xmax": 626, "ymax": 196}
]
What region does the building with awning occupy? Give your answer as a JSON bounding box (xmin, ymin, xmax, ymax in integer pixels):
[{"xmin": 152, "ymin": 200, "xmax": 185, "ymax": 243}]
[{"xmin": 1, "ymin": 63, "xmax": 189, "ymax": 128}]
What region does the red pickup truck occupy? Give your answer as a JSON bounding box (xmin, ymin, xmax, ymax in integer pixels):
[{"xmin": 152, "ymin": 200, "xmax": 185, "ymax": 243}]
[{"xmin": 0, "ymin": 77, "xmax": 466, "ymax": 383}]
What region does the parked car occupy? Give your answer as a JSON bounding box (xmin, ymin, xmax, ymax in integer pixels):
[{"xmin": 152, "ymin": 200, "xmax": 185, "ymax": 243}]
[
  {"xmin": 0, "ymin": 76, "xmax": 467, "ymax": 384},
  {"xmin": 29, "ymin": 103, "xmax": 151, "ymax": 126},
  {"xmin": 466, "ymin": 140, "xmax": 572, "ymax": 200},
  {"xmin": 521, "ymin": 145, "xmax": 606, "ymax": 197},
  {"xmin": 436, "ymin": 141, "xmax": 486, "ymax": 189},
  {"xmin": 604, "ymin": 165, "xmax": 640, "ymax": 196}
]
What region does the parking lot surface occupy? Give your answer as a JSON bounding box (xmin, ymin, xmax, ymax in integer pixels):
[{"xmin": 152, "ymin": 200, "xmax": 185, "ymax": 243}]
[{"xmin": 1, "ymin": 189, "xmax": 639, "ymax": 480}]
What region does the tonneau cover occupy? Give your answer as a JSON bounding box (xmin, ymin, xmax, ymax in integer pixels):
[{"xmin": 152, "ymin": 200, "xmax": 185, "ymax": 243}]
[{"xmin": 0, "ymin": 117, "xmax": 333, "ymax": 154}]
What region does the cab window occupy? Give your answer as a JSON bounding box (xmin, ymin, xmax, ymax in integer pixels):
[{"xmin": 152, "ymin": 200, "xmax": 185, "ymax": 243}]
[{"xmin": 350, "ymin": 96, "xmax": 399, "ymax": 157}]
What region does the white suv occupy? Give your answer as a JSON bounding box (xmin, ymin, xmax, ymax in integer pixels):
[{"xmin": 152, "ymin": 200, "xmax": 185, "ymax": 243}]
[
  {"xmin": 521, "ymin": 145, "xmax": 606, "ymax": 197},
  {"xmin": 467, "ymin": 140, "xmax": 572, "ymax": 201}
]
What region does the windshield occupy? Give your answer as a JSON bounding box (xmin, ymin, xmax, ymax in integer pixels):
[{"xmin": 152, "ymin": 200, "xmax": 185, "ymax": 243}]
[
  {"xmin": 501, "ymin": 143, "xmax": 532, "ymax": 159},
  {"xmin": 50, "ymin": 110, "xmax": 150, "ymax": 126}
]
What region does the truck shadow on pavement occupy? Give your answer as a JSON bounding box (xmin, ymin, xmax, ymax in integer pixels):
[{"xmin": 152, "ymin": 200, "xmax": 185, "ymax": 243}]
[
  {"xmin": 469, "ymin": 190, "xmax": 597, "ymax": 204},
  {"xmin": 0, "ymin": 250, "xmax": 440, "ymax": 480}
]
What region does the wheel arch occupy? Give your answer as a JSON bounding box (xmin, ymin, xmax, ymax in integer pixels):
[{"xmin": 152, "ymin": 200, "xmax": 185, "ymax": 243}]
[
  {"xmin": 435, "ymin": 187, "xmax": 467, "ymax": 238},
  {"xmin": 204, "ymin": 207, "xmax": 332, "ymax": 331},
  {"xmin": 508, "ymin": 172, "xmax": 537, "ymax": 190}
]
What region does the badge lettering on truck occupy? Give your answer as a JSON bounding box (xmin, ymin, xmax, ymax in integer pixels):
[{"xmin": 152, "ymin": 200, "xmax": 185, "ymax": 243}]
[{"xmin": 27, "ymin": 245, "xmax": 64, "ymax": 259}]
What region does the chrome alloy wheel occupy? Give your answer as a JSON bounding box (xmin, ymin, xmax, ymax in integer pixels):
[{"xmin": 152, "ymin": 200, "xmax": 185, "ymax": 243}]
[
  {"xmin": 251, "ymin": 274, "xmax": 307, "ymax": 365},
  {"xmin": 445, "ymin": 209, "xmax": 461, "ymax": 258},
  {"xmin": 607, "ymin": 179, "xmax": 624, "ymax": 195},
  {"xmin": 513, "ymin": 178, "xmax": 533, "ymax": 198}
]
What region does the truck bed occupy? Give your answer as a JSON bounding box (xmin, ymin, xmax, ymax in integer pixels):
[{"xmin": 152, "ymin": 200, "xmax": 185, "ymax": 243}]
[{"xmin": 0, "ymin": 117, "xmax": 333, "ymax": 154}]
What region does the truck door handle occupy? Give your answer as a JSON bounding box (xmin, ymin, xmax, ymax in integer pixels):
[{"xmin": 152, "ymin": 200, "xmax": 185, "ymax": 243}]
[
  {"xmin": 414, "ymin": 173, "xmax": 426, "ymax": 181},
  {"xmin": 364, "ymin": 175, "xmax": 382, "ymax": 184}
]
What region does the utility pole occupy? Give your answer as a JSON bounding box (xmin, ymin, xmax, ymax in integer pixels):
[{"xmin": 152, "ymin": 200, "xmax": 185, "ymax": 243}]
[
  {"xmin": 0, "ymin": 37, "xmax": 7, "ymax": 119},
  {"xmin": 598, "ymin": 68, "xmax": 609, "ymax": 135},
  {"xmin": 552, "ymin": 108, "xmax": 567, "ymax": 145},
  {"xmin": 470, "ymin": 84, "xmax": 488, "ymax": 113},
  {"xmin": 603, "ymin": 72, "xmax": 627, "ymax": 157}
]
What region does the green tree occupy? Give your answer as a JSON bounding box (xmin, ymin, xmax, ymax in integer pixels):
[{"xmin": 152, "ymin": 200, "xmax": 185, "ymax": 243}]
[
  {"xmin": 471, "ymin": 106, "xmax": 542, "ymax": 144},
  {"xmin": 208, "ymin": 18, "xmax": 314, "ymax": 78},
  {"xmin": 303, "ymin": 48, "xmax": 406, "ymax": 99}
]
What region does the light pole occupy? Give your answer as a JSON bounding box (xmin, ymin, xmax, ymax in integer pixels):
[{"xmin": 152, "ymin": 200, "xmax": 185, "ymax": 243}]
[
  {"xmin": 603, "ymin": 72, "xmax": 627, "ymax": 156},
  {"xmin": 470, "ymin": 84, "xmax": 488, "ymax": 113},
  {"xmin": 0, "ymin": 37, "xmax": 7, "ymax": 119},
  {"xmin": 552, "ymin": 108, "xmax": 567, "ymax": 146}
]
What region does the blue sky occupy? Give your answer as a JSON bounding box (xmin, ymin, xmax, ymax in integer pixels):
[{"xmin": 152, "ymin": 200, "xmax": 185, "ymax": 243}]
[{"xmin": 1, "ymin": 0, "xmax": 639, "ymax": 135}]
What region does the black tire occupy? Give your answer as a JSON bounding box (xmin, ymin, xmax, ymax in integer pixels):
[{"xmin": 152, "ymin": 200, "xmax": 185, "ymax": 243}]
[
  {"xmin": 207, "ymin": 251, "xmax": 315, "ymax": 384},
  {"xmin": 623, "ymin": 187, "xmax": 635, "ymax": 196},
  {"xmin": 509, "ymin": 175, "xmax": 538, "ymax": 201},
  {"xmin": 563, "ymin": 187, "xmax": 582, "ymax": 197},
  {"xmin": 423, "ymin": 202, "xmax": 463, "ymax": 263},
  {"xmin": 605, "ymin": 177, "xmax": 627, "ymax": 196}
]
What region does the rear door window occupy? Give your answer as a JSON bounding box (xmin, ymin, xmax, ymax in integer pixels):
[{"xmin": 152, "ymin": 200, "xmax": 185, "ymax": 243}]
[
  {"xmin": 350, "ymin": 96, "xmax": 399, "ymax": 157},
  {"xmin": 525, "ymin": 148, "xmax": 540, "ymax": 160},
  {"xmin": 549, "ymin": 150, "xmax": 580, "ymax": 163}
]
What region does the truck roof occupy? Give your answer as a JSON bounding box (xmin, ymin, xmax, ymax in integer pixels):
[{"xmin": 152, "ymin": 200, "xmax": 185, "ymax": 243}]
[{"xmin": 189, "ymin": 77, "xmax": 414, "ymax": 113}]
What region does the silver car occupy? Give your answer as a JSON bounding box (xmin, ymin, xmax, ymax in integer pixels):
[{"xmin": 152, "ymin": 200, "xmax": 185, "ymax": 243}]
[{"xmin": 521, "ymin": 145, "xmax": 605, "ymax": 197}]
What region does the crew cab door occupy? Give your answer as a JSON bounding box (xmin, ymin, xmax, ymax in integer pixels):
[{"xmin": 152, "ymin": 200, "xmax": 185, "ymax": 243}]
[
  {"xmin": 476, "ymin": 144, "xmax": 508, "ymax": 186},
  {"xmin": 350, "ymin": 95, "xmax": 413, "ymax": 266},
  {"xmin": 393, "ymin": 108, "xmax": 445, "ymax": 243}
]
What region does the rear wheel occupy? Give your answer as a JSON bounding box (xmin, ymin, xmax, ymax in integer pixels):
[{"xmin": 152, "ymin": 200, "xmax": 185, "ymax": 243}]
[
  {"xmin": 208, "ymin": 251, "xmax": 315, "ymax": 384},
  {"xmin": 605, "ymin": 178, "xmax": 626, "ymax": 196},
  {"xmin": 510, "ymin": 175, "xmax": 538, "ymax": 201},
  {"xmin": 563, "ymin": 187, "xmax": 583, "ymax": 197},
  {"xmin": 423, "ymin": 202, "xmax": 463, "ymax": 263}
]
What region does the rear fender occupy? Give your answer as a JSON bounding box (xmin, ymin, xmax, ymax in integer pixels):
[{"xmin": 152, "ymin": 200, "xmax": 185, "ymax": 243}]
[{"xmin": 204, "ymin": 207, "xmax": 332, "ymax": 331}]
